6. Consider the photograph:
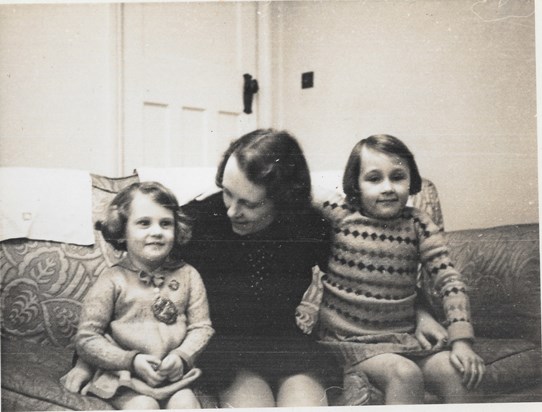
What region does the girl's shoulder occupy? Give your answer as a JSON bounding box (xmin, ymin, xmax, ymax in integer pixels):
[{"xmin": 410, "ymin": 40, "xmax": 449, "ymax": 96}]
[
  {"xmin": 402, "ymin": 206, "xmax": 443, "ymax": 237},
  {"xmin": 316, "ymin": 191, "xmax": 357, "ymax": 221}
]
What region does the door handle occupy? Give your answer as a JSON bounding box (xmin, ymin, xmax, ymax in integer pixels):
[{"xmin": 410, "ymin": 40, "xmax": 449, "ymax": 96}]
[{"xmin": 243, "ymin": 73, "xmax": 259, "ymax": 114}]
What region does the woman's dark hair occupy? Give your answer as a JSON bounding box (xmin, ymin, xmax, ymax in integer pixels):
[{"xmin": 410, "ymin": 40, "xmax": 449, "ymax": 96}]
[
  {"xmin": 95, "ymin": 181, "xmax": 191, "ymax": 251},
  {"xmin": 343, "ymin": 134, "xmax": 422, "ymax": 207},
  {"xmin": 215, "ymin": 128, "xmax": 312, "ymax": 211}
]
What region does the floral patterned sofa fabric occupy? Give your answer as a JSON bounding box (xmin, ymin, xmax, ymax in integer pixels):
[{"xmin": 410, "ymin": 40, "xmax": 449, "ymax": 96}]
[
  {"xmin": 1, "ymin": 172, "xmax": 541, "ymax": 410},
  {"xmin": 1, "ymin": 174, "xmax": 138, "ymax": 348}
]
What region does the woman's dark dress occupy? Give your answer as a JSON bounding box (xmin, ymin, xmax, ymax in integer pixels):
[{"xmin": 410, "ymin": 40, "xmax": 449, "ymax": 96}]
[{"xmin": 179, "ymin": 192, "xmax": 332, "ymax": 387}]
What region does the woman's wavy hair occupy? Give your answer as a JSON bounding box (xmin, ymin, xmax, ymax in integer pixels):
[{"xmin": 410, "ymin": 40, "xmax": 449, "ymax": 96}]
[
  {"xmin": 215, "ymin": 128, "xmax": 312, "ymax": 212},
  {"xmin": 343, "ymin": 134, "xmax": 422, "ymax": 207},
  {"xmin": 95, "ymin": 181, "xmax": 192, "ymax": 251}
]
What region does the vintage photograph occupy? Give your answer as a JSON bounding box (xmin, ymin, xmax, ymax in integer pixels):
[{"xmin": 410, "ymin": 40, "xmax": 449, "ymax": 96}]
[{"xmin": 0, "ymin": 0, "xmax": 539, "ymax": 410}]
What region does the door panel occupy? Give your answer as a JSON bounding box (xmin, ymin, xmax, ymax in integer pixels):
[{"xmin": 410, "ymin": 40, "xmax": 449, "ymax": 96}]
[{"xmin": 122, "ymin": 2, "xmax": 258, "ymax": 174}]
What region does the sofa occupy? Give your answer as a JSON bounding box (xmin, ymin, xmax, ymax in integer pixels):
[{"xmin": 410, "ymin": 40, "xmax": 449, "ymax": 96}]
[{"xmin": 1, "ymin": 171, "xmax": 541, "ymax": 410}]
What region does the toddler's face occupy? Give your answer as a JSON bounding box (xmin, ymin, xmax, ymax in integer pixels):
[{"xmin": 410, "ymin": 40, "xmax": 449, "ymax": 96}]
[
  {"xmin": 125, "ymin": 192, "xmax": 175, "ymax": 272},
  {"xmin": 358, "ymin": 146, "xmax": 411, "ymax": 220}
]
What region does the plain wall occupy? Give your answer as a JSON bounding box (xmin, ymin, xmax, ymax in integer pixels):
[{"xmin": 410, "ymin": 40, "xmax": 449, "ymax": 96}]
[
  {"xmin": 272, "ymin": 0, "xmax": 538, "ymax": 231},
  {"xmin": 0, "ymin": 1, "xmax": 538, "ymax": 232},
  {"xmin": 0, "ymin": 4, "xmax": 119, "ymax": 176}
]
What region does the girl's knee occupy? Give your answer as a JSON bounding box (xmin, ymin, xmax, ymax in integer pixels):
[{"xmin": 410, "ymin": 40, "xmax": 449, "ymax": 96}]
[
  {"xmin": 277, "ymin": 372, "xmax": 328, "ymax": 407},
  {"xmin": 166, "ymin": 389, "xmax": 200, "ymax": 409},
  {"xmin": 112, "ymin": 393, "xmax": 159, "ymax": 410},
  {"xmin": 388, "ymin": 359, "xmax": 423, "ymax": 386}
]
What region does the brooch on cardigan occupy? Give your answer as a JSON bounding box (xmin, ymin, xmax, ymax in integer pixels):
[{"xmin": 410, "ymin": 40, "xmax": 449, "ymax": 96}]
[
  {"xmin": 151, "ymin": 295, "xmax": 178, "ymax": 325},
  {"xmin": 138, "ymin": 270, "xmax": 179, "ymax": 324}
]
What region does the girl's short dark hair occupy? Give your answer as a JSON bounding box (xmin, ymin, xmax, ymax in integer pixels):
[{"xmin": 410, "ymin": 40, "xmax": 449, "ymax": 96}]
[
  {"xmin": 215, "ymin": 128, "xmax": 312, "ymax": 211},
  {"xmin": 343, "ymin": 134, "xmax": 423, "ymax": 207},
  {"xmin": 95, "ymin": 181, "xmax": 191, "ymax": 251}
]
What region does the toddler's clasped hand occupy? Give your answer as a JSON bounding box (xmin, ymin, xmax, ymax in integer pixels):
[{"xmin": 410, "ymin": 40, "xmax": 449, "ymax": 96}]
[
  {"xmin": 158, "ymin": 353, "xmax": 185, "ymax": 382},
  {"xmin": 133, "ymin": 353, "xmax": 184, "ymax": 387}
]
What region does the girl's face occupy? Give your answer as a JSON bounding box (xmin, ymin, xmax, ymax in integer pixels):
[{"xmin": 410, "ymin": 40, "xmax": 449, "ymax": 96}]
[
  {"xmin": 358, "ymin": 146, "xmax": 411, "ymax": 220},
  {"xmin": 125, "ymin": 191, "xmax": 175, "ymax": 272},
  {"xmin": 222, "ymin": 155, "xmax": 277, "ymax": 236}
]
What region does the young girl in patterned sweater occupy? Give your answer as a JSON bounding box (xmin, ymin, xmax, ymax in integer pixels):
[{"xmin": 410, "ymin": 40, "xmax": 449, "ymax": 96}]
[
  {"xmin": 318, "ymin": 134, "xmax": 485, "ymax": 404},
  {"xmin": 61, "ymin": 182, "xmax": 214, "ymax": 409}
]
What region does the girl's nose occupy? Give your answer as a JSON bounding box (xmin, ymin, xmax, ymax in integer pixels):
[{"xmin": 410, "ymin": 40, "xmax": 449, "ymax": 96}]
[
  {"xmin": 149, "ymin": 223, "xmax": 163, "ymax": 236},
  {"xmin": 381, "ymin": 179, "xmax": 393, "ymax": 192}
]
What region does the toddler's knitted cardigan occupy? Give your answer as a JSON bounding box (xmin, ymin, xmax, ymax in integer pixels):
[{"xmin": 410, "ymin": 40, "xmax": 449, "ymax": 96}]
[{"xmin": 318, "ymin": 192, "xmax": 474, "ymax": 343}]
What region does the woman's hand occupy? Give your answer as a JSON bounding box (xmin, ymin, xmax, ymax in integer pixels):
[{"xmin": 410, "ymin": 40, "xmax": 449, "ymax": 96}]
[
  {"xmin": 133, "ymin": 354, "xmax": 164, "ymax": 387},
  {"xmin": 450, "ymin": 339, "xmax": 485, "ymax": 390},
  {"xmin": 415, "ymin": 307, "xmax": 448, "ymax": 350},
  {"xmin": 158, "ymin": 353, "xmax": 184, "ymax": 382}
]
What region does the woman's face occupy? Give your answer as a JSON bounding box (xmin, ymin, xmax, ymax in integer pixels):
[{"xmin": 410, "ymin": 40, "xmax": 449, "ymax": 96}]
[
  {"xmin": 222, "ymin": 155, "xmax": 277, "ymax": 236},
  {"xmin": 358, "ymin": 146, "xmax": 411, "ymax": 220}
]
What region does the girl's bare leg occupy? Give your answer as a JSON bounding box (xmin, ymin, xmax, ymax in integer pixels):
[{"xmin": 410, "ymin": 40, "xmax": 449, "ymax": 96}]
[
  {"xmin": 218, "ymin": 368, "xmax": 275, "ymax": 407},
  {"xmin": 354, "ymin": 353, "xmax": 424, "ymax": 404},
  {"xmin": 110, "ymin": 389, "xmax": 159, "ymax": 410},
  {"xmin": 417, "ymin": 351, "xmax": 483, "ymax": 403},
  {"xmin": 166, "ymin": 388, "xmax": 201, "ymax": 409},
  {"xmin": 277, "ymin": 371, "xmax": 328, "ymax": 407}
]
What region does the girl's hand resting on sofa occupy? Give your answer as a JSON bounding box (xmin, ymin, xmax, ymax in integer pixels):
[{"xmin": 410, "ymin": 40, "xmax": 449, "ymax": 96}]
[
  {"xmin": 157, "ymin": 353, "xmax": 184, "ymax": 382},
  {"xmin": 450, "ymin": 339, "xmax": 485, "ymax": 390},
  {"xmin": 133, "ymin": 354, "xmax": 164, "ymax": 387}
]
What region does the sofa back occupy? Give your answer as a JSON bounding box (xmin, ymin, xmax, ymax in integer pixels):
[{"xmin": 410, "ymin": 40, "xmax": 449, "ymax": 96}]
[
  {"xmin": 0, "ymin": 174, "xmax": 137, "ymax": 347},
  {"xmin": 2, "ymin": 172, "xmax": 539, "ymax": 348},
  {"xmin": 421, "ymin": 224, "xmax": 540, "ymax": 343}
]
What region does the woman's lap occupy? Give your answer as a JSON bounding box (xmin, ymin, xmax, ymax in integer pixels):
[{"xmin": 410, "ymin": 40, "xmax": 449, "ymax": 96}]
[{"xmin": 197, "ymin": 335, "xmax": 333, "ymax": 390}]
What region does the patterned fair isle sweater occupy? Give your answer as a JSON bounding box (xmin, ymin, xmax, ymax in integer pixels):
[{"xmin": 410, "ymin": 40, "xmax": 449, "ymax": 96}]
[{"xmin": 318, "ymin": 192, "xmax": 474, "ymax": 343}]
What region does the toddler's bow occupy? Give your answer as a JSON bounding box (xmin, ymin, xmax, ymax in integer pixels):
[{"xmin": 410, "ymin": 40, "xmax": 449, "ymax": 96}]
[{"xmin": 138, "ymin": 271, "xmax": 165, "ymax": 287}]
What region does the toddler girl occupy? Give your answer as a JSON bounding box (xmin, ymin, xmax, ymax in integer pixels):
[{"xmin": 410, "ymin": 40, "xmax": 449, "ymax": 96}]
[
  {"xmin": 318, "ymin": 134, "xmax": 485, "ymax": 404},
  {"xmin": 61, "ymin": 181, "xmax": 214, "ymax": 409}
]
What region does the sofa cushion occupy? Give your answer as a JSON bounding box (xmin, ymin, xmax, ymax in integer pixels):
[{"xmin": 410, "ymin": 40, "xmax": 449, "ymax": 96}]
[
  {"xmin": 1, "ymin": 338, "xmax": 114, "ymax": 411},
  {"xmin": 473, "ymin": 338, "xmax": 542, "ymax": 394}
]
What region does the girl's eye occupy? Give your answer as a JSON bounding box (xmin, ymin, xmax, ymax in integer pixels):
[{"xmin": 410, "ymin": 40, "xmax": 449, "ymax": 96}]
[
  {"xmin": 161, "ymin": 220, "xmax": 174, "ymax": 228},
  {"xmin": 391, "ymin": 173, "xmax": 407, "ymax": 181},
  {"xmin": 364, "ymin": 174, "xmax": 381, "ymax": 183},
  {"xmin": 136, "ymin": 219, "xmax": 150, "ymax": 227}
]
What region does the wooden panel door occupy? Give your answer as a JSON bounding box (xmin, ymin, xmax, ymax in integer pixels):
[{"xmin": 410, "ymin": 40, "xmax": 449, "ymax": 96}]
[{"xmin": 122, "ymin": 2, "xmax": 258, "ymax": 174}]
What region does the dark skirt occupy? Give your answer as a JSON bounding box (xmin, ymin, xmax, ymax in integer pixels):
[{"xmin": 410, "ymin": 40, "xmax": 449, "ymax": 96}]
[{"xmin": 196, "ymin": 334, "xmax": 337, "ymax": 391}]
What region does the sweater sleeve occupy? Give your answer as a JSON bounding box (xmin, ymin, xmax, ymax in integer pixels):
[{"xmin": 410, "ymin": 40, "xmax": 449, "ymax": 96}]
[
  {"xmin": 169, "ymin": 265, "xmax": 214, "ymax": 369},
  {"xmin": 75, "ymin": 270, "xmax": 139, "ymax": 370},
  {"xmin": 413, "ymin": 209, "xmax": 475, "ymax": 343}
]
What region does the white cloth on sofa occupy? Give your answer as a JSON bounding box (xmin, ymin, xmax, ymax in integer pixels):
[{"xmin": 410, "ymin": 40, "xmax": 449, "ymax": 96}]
[
  {"xmin": 0, "ymin": 167, "xmax": 94, "ymax": 245},
  {"xmin": 137, "ymin": 167, "xmax": 219, "ymax": 205}
]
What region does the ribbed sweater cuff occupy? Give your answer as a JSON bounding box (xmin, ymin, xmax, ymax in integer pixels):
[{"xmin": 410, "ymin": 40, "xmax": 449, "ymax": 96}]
[
  {"xmin": 120, "ymin": 349, "xmax": 140, "ymax": 371},
  {"xmin": 448, "ymin": 321, "xmax": 475, "ymax": 343},
  {"xmin": 171, "ymin": 349, "xmax": 194, "ymax": 371}
]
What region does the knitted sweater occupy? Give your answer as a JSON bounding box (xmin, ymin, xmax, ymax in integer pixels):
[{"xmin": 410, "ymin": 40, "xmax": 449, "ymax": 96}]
[
  {"xmin": 76, "ymin": 258, "xmax": 214, "ymax": 371},
  {"xmin": 318, "ymin": 192, "xmax": 474, "ymax": 343}
]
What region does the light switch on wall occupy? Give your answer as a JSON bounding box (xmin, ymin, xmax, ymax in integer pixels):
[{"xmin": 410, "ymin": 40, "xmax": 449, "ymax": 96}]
[{"xmin": 302, "ymin": 71, "xmax": 314, "ymax": 89}]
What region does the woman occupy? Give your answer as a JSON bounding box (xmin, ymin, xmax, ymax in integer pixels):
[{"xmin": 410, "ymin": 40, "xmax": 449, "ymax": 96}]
[
  {"xmin": 180, "ymin": 128, "xmax": 448, "ymax": 407},
  {"xmin": 179, "ymin": 129, "xmax": 332, "ymax": 407}
]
